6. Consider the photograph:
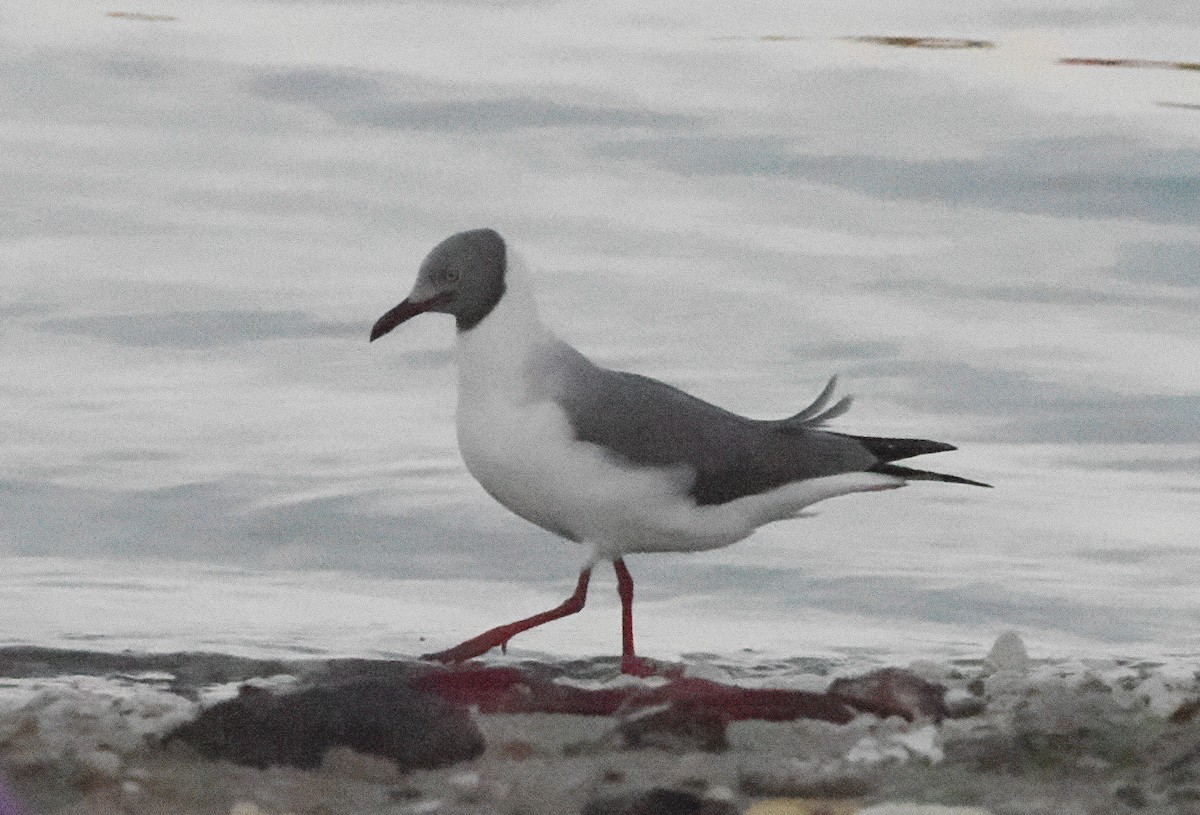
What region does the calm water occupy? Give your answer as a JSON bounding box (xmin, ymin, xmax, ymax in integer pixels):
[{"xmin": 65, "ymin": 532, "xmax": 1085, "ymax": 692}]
[{"xmin": 1, "ymin": 1, "xmax": 1198, "ymax": 666}]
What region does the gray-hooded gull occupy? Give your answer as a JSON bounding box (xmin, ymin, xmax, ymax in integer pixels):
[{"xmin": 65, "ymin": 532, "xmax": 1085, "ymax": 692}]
[{"xmin": 370, "ymin": 228, "xmax": 990, "ymax": 675}]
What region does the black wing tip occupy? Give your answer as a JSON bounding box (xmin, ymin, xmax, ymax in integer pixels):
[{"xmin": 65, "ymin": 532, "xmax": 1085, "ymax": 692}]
[
  {"xmin": 872, "ymin": 462, "xmax": 992, "ymax": 488},
  {"xmin": 849, "ymin": 435, "xmax": 957, "ymax": 462}
]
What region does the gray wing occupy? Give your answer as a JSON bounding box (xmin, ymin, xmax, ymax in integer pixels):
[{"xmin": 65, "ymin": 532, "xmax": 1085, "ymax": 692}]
[{"xmin": 551, "ymin": 350, "xmax": 877, "ymax": 506}]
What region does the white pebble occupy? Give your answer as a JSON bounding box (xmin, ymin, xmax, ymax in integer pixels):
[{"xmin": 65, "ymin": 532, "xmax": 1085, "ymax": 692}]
[
  {"xmin": 986, "ymin": 631, "xmax": 1029, "ymax": 673},
  {"xmin": 846, "ymin": 735, "xmax": 909, "ymax": 764},
  {"xmin": 401, "ymin": 801, "xmax": 444, "ymax": 814},
  {"xmin": 229, "ymin": 804, "xmax": 269, "ymax": 815},
  {"xmin": 705, "ymin": 785, "xmax": 737, "ymax": 802},
  {"xmin": 893, "ymin": 725, "xmax": 945, "ymax": 764},
  {"xmin": 1135, "ymin": 675, "xmax": 1176, "ymax": 716},
  {"xmin": 449, "ymin": 770, "xmax": 481, "ymax": 792}
]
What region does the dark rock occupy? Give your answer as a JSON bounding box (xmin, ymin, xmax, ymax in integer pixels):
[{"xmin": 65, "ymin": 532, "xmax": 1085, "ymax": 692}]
[
  {"xmin": 1113, "ymin": 783, "xmax": 1149, "ymax": 809},
  {"xmin": 167, "ymin": 678, "xmax": 484, "ymax": 771},
  {"xmin": 582, "ymin": 787, "xmax": 737, "ymax": 815},
  {"xmin": 1171, "ymin": 699, "xmax": 1200, "ymax": 724},
  {"xmin": 617, "ymin": 701, "xmax": 728, "ymax": 753},
  {"xmin": 828, "ymin": 667, "xmax": 948, "ymax": 721}
]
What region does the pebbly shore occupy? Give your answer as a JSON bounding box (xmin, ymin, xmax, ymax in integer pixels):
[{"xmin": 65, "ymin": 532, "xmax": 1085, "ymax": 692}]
[{"xmin": 1, "ymin": 636, "xmax": 1199, "ymax": 815}]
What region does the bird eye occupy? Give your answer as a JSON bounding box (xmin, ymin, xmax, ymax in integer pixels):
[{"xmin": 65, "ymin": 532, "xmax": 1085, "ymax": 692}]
[{"xmin": 444, "ymin": 270, "xmax": 460, "ymax": 283}]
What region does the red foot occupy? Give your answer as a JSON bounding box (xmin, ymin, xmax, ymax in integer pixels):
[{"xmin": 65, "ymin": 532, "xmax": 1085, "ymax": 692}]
[
  {"xmin": 423, "ymin": 570, "xmax": 592, "ymax": 664},
  {"xmin": 621, "ymin": 655, "xmax": 683, "ymax": 679},
  {"xmin": 422, "ymin": 630, "xmax": 512, "ymax": 664}
]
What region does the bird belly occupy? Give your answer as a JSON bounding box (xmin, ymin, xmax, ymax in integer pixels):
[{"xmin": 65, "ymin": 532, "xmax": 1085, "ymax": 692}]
[{"xmin": 456, "ymin": 396, "xmax": 762, "ymax": 555}]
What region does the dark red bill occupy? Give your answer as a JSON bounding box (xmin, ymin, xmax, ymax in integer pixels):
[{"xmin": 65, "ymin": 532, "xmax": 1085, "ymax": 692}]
[{"xmin": 369, "ymin": 293, "xmax": 450, "ymax": 342}]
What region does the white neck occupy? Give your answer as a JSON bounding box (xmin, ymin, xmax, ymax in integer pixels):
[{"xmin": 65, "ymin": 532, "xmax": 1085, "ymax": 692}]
[{"xmin": 455, "ymin": 250, "xmax": 556, "ymax": 398}]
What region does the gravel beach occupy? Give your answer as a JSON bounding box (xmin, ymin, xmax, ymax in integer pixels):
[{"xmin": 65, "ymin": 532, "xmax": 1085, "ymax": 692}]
[{"xmin": 3, "ymin": 639, "xmax": 1199, "ymax": 815}]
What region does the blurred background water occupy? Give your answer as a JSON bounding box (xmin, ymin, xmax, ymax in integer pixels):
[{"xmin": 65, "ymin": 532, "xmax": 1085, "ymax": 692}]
[{"xmin": 1, "ymin": 0, "xmax": 1197, "ymax": 667}]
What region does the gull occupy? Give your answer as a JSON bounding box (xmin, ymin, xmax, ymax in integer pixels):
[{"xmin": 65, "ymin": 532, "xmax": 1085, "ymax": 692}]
[{"xmin": 370, "ymin": 229, "xmax": 989, "ymax": 674}]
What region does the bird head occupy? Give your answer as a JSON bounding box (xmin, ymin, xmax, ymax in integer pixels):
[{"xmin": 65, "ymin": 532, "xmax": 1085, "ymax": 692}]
[{"xmin": 370, "ymin": 228, "xmax": 507, "ymax": 340}]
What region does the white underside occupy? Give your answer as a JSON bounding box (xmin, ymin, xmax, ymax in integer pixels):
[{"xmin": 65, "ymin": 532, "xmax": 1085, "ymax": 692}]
[{"xmin": 454, "ymin": 254, "xmax": 903, "ymax": 561}]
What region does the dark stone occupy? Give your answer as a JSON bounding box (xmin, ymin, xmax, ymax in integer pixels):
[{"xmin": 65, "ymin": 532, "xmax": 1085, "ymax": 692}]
[
  {"xmin": 1171, "ymin": 699, "xmax": 1200, "ymax": 724},
  {"xmin": 1113, "ymin": 783, "xmax": 1149, "ymax": 809},
  {"xmin": 617, "ymin": 700, "xmax": 729, "ymax": 753},
  {"xmin": 828, "ymin": 667, "xmax": 948, "ymax": 721},
  {"xmin": 583, "ymin": 787, "xmax": 738, "ymax": 815},
  {"xmin": 167, "ymin": 678, "xmax": 484, "ymax": 771}
]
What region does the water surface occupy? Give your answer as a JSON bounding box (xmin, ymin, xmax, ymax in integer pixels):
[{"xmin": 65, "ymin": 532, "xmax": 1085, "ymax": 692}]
[{"xmin": 1, "ymin": 0, "xmax": 1198, "ymax": 664}]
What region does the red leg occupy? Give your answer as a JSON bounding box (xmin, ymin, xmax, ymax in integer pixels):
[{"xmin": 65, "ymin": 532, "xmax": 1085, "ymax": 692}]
[
  {"xmin": 423, "ymin": 569, "xmax": 591, "ymax": 664},
  {"xmin": 613, "ymin": 558, "xmax": 657, "ymax": 676},
  {"xmin": 613, "ymin": 558, "xmax": 635, "ymax": 659}
]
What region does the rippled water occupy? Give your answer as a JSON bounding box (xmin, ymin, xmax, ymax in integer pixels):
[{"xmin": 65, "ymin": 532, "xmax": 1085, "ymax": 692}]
[{"xmin": 1, "ymin": 1, "xmax": 1198, "ymax": 665}]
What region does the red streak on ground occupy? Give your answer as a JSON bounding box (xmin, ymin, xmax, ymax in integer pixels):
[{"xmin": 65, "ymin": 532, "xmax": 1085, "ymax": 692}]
[{"xmin": 416, "ymin": 666, "xmax": 858, "ymax": 723}]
